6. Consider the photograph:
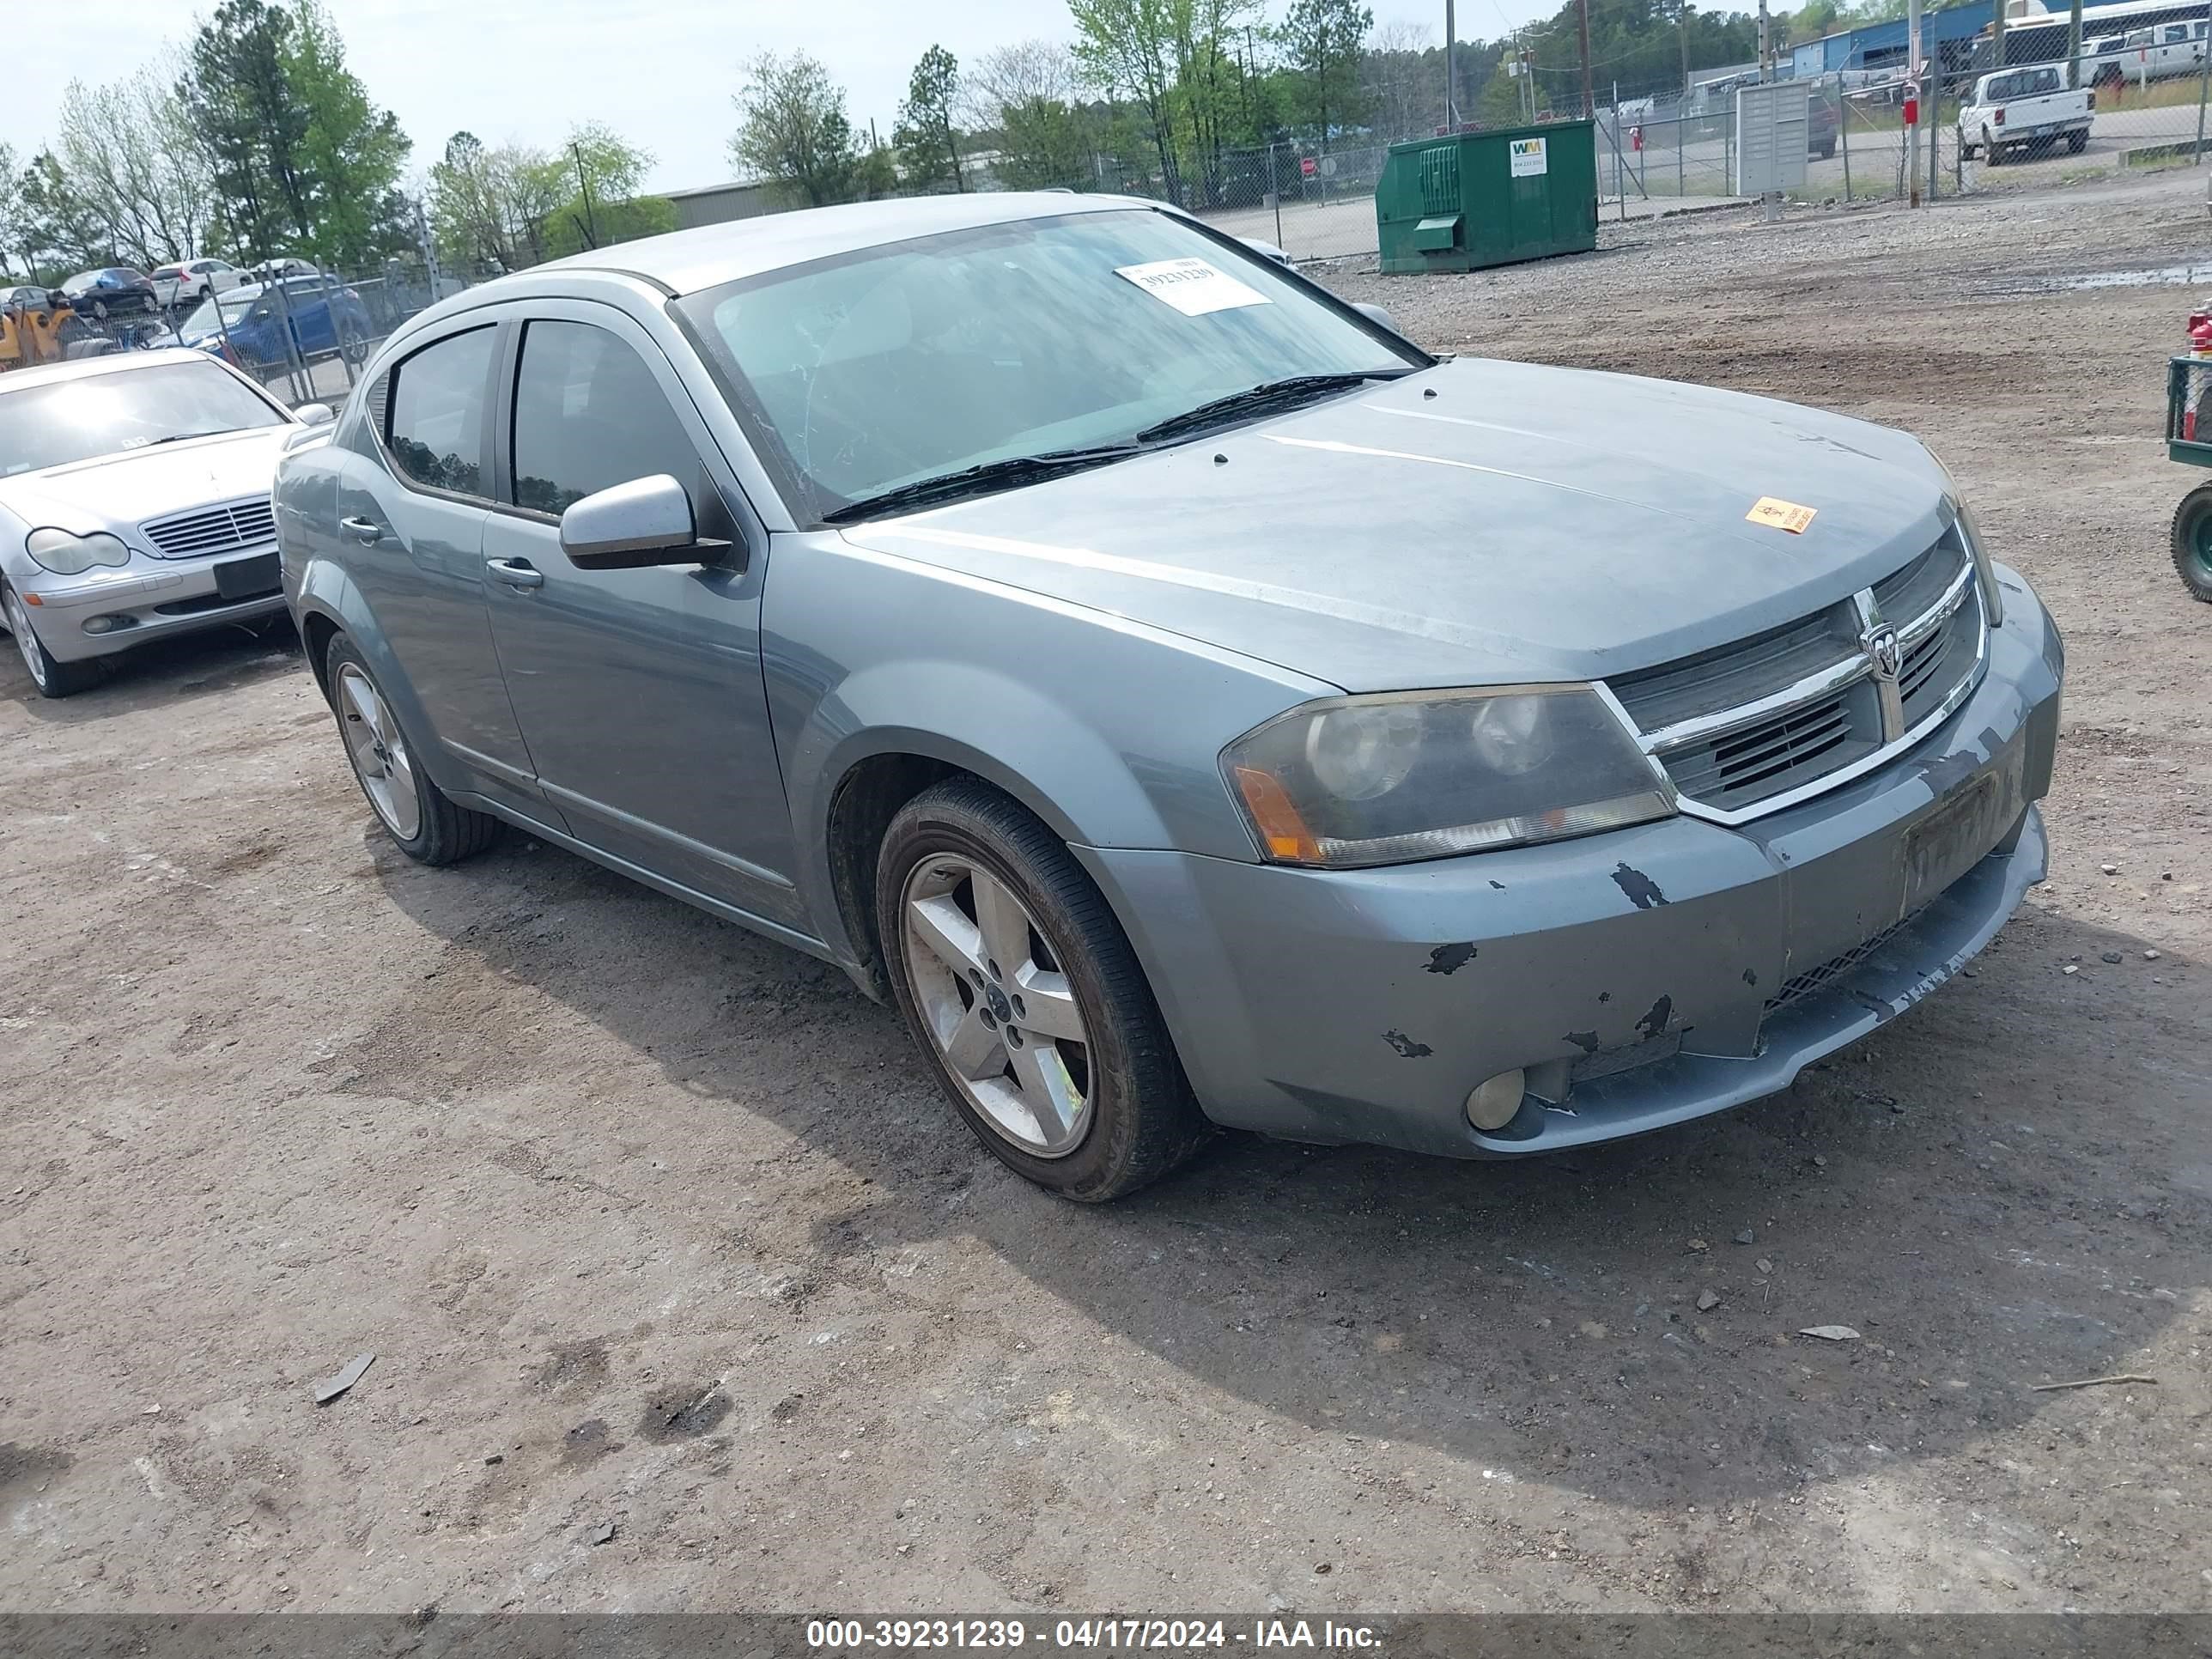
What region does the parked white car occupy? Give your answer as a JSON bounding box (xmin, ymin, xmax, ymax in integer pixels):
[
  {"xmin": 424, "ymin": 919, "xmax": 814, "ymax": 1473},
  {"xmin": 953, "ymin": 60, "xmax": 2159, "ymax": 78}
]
[
  {"xmin": 149, "ymin": 258, "xmax": 242, "ymax": 309},
  {"xmin": 1958, "ymin": 64, "xmax": 2093, "ymax": 164},
  {"xmin": 0, "ymin": 350, "xmax": 331, "ymax": 697}
]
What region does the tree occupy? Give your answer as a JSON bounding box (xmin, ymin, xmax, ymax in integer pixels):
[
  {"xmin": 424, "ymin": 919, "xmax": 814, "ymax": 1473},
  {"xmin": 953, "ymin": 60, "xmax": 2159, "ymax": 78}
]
[
  {"xmin": 177, "ymin": 0, "xmax": 410, "ymax": 268},
  {"xmin": 1363, "ymin": 19, "xmax": 1437, "ymax": 137},
  {"xmin": 731, "ymin": 50, "xmax": 863, "ymax": 209},
  {"xmin": 283, "ymin": 0, "xmax": 413, "ymax": 267},
  {"xmin": 895, "ymin": 45, "xmax": 965, "ymax": 192},
  {"xmin": 1069, "ymin": 0, "xmax": 1184, "ymax": 202},
  {"xmin": 537, "ymin": 124, "xmax": 677, "ymax": 259},
  {"xmin": 17, "ymin": 151, "xmax": 111, "ymax": 276},
  {"xmin": 48, "ymin": 59, "xmax": 214, "ymax": 271},
  {"xmin": 969, "ymin": 40, "xmax": 1097, "ymax": 188},
  {"xmin": 179, "ymin": 0, "xmax": 312, "ymax": 257},
  {"xmin": 1281, "ymin": 0, "xmax": 1374, "ymax": 149}
]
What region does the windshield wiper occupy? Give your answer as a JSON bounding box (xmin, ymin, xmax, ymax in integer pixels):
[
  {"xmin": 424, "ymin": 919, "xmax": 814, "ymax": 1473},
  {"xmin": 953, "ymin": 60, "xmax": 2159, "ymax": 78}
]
[
  {"xmin": 1135, "ymin": 369, "xmax": 1414, "ymax": 445},
  {"xmin": 819, "ymin": 444, "xmax": 1145, "ymax": 525}
]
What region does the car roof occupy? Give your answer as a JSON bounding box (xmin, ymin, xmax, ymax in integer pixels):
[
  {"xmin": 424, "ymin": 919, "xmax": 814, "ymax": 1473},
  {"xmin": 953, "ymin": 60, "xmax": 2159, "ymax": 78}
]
[
  {"xmin": 529, "ymin": 191, "xmax": 1166, "ymax": 298},
  {"xmin": 0, "ymin": 347, "xmax": 229, "ymax": 395}
]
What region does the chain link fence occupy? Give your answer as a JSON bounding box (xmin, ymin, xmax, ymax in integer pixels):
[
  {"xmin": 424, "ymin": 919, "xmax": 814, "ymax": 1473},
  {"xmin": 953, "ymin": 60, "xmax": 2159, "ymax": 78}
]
[{"xmin": 0, "ymin": 258, "xmax": 477, "ymax": 411}]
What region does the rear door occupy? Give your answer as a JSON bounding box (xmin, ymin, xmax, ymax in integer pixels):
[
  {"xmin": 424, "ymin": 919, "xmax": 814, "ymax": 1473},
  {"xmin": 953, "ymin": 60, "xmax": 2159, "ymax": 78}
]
[
  {"xmin": 476, "ymin": 301, "xmax": 801, "ymax": 926},
  {"xmin": 337, "ymin": 319, "xmax": 552, "ymax": 825}
]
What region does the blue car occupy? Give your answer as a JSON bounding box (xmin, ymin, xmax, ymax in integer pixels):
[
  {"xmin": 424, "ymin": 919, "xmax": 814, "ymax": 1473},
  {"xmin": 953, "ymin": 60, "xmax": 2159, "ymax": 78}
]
[{"xmin": 178, "ymin": 277, "xmax": 373, "ymax": 380}]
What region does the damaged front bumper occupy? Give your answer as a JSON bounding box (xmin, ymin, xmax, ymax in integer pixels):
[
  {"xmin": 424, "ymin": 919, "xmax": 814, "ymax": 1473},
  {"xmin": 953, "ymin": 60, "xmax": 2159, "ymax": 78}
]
[{"xmin": 1082, "ymin": 566, "xmax": 2063, "ymax": 1159}]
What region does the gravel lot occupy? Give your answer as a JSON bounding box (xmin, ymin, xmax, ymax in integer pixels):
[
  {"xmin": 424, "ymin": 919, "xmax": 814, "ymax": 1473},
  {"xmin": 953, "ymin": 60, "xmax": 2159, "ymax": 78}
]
[{"xmin": 3, "ymin": 169, "xmax": 2209, "ymax": 1618}]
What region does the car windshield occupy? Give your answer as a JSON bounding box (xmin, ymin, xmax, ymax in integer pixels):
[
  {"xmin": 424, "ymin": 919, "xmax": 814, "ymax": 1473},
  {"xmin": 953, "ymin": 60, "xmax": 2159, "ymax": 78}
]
[
  {"xmin": 678, "ymin": 208, "xmax": 1424, "ymax": 523},
  {"xmin": 0, "ymin": 362, "xmax": 284, "ymax": 475}
]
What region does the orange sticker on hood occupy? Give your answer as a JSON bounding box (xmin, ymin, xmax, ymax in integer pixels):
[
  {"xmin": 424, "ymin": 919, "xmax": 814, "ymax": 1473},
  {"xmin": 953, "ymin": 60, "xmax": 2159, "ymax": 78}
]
[{"xmin": 1747, "ymin": 497, "xmax": 1817, "ymax": 534}]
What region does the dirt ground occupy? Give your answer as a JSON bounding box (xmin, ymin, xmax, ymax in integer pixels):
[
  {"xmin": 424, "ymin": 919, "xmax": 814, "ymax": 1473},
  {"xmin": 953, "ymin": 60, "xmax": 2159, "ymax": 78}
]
[{"xmin": 3, "ymin": 169, "xmax": 2209, "ymax": 1620}]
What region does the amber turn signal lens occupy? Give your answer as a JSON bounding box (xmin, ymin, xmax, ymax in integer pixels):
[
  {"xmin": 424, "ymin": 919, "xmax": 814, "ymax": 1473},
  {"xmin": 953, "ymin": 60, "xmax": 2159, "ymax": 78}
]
[{"xmin": 1231, "ymin": 764, "xmax": 1321, "ymax": 863}]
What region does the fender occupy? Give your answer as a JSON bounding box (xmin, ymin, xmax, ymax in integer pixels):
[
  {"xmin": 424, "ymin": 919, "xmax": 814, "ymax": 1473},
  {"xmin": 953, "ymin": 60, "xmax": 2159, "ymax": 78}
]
[{"xmin": 289, "ymin": 559, "xmax": 477, "ymax": 801}]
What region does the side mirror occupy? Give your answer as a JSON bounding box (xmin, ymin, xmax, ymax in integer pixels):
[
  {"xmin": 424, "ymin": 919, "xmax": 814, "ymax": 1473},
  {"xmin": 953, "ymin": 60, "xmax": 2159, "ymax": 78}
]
[
  {"xmin": 558, "ymin": 473, "xmax": 721, "ymax": 569},
  {"xmin": 1239, "ymin": 236, "xmax": 1294, "ymax": 267},
  {"xmin": 295, "ymin": 402, "xmax": 335, "ymax": 427},
  {"xmin": 1352, "ymin": 301, "xmax": 1401, "ymax": 335}
]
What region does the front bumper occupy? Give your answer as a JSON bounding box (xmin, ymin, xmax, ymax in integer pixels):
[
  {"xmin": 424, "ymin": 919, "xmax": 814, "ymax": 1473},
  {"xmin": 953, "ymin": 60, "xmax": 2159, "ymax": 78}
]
[
  {"xmin": 1084, "ymin": 567, "xmax": 2064, "ymax": 1159},
  {"xmin": 19, "ymin": 549, "xmax": 287, "ymax": 663}
]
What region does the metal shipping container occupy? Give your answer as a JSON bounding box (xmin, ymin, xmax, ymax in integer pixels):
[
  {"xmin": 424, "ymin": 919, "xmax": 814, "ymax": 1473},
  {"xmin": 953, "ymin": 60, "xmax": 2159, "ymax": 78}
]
[{"xmin": 1376, "ymin": 120, "xmax": 1598, "ymax": 275}]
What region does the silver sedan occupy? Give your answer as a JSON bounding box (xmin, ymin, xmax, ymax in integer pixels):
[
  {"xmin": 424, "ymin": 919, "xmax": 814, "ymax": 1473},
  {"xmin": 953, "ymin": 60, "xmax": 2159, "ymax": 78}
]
[
  {"xmin": 0, "ymin": 350, "xmax": 331, "ymax": 696},
  {"xmin": 276, "ymin": 193, "xmax": 2063, "ymax": 1200}
]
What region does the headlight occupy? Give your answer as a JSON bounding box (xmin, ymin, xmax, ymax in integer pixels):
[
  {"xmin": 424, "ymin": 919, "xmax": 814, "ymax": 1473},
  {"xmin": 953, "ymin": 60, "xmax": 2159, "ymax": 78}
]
[
  {"xmin": 25, "ymin": 527, "xmax": 131, "ymax": 576},
  {"xmin": 1950, "ymin": 496, "xmax": 2004, "ymax": 629},
  {"xmin": 1223, "ymin": 685, "xmax": 1676, "ymax": 868}
]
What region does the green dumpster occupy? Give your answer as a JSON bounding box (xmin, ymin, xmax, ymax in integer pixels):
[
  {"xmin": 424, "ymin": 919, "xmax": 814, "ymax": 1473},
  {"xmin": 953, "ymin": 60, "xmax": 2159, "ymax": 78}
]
[{"xmin": 1376, "ymin": 120, "xmax": 1598, "ymax": 275}]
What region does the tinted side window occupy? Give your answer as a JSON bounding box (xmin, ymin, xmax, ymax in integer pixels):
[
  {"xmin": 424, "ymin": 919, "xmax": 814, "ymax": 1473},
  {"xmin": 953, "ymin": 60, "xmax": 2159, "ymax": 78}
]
[
  {"xmin": 511, "ymin": 319, "xmax": 698, "ymax": 516},
  {"xmin": 387, "ymin": 325, "xmax": 495, "ymax": 497}
]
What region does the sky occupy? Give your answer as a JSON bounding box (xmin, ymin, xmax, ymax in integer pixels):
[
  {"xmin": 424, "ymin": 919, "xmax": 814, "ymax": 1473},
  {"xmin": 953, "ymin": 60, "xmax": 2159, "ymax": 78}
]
[{"xmin": 7, "ymin": 0, "xmax": 1559, "ymax": 199}]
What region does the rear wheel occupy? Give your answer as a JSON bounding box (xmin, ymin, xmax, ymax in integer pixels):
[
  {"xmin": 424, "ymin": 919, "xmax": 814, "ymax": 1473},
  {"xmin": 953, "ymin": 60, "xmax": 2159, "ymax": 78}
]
[
  {"xmin": 3, "ymin": 581, "xmax": 104, "ymax": 698},
  {"xmin": 1984, "ymin": 129, "xmax": 2003, "ymax": 165},
  {"xmin": 324, "ymin": 633, "xmax": 501, "ymax": 863},
  {"xmin": 2066, "ymin": 129, "xmax": 2087, "ymax": 154},
  {"xmin": 876, "ymin": 777, "xmax": 1208, "ymax": 1202},
  {"xmin": 2174, "ymin": 483, "xmax": 2212, "ymax": 603}
]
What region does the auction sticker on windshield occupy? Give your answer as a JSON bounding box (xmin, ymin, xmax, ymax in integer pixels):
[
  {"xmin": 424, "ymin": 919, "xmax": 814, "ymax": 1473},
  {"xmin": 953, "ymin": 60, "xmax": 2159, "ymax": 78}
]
[{"xmin": 1115, "ymin": 258, "xmax": 1272, "ymax": 317}]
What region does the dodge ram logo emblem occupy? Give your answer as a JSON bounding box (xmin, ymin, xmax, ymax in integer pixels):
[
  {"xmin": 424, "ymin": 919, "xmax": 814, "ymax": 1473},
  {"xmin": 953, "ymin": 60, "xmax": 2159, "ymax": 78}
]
[{"xmin": 1861, "ymin": 622, "xmax": 1904, "ymax": 682}]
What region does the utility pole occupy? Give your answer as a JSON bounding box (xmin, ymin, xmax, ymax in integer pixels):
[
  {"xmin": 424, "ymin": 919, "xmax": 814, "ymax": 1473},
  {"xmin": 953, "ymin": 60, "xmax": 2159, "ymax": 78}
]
[
  {"xmin": 1679, "ymin": 2, "xmax": 1692, "ymax": 98},
  {"xmin": 1907, "ymin": 0, "xmax": 1923, "ymax": 206},
  {"xmin": 2066, "ymin": 0, "xmax": 2083, "ymax": 86},
  {"xmin": 1444, "ymin": 0, "xmax": 1458, "ymax": 127},
  {"xmin": 1578, "ymin": 0, "xmax": 1595, "ymax": 118},
  {"xmin": 1758, "ymin": 0, "xmax": 1772, "ymax": 80},
  {"xmin": 1991, "ymin": 0, "xmax": 2007, "ymax": 71},
  {"xmin": 572, "ymin": 141, "xmax": 599, "ymax": 249}
]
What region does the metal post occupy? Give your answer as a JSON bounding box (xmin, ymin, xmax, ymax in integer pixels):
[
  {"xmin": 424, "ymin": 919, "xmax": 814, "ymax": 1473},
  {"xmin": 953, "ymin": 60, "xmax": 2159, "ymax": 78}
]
[
  {"xmin": 1269, "ymin": 143, "xmax": 1283, "ymax": 246},
  {"xmin": 1578, "ymin": 0, "xmax": 1595, "ymax": 118},
  {"xmin": 1679, "ymin": 111, "xmax": 1686, "ymax": 194},
  {"xmin": 2197, "ymin": 2, "xmax": 2211, "ymax": 161},
  {"xmin": 1908, "ymin": 0, "xmax": 1923, "ymax": 206},
  {"xmin": 1841, "ymin": 86, "xmax": 1854, "ymax": 197},
  {"xmin": 314, "ymin": 266, "xmax": 356, "ymax": 391},
  {"xmin": 1444, "ymin": 0, "xmax": 1457, "ymax": 127}
]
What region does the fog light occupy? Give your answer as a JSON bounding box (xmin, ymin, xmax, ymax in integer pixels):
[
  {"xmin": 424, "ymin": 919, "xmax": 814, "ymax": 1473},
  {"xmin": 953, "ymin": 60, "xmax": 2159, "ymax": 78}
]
[
  {"xmin": 82, "ymin": 614, "xmax": 137, "ymax": 635},
  {"xmin": 1465, "ymin": 1068, "xmax": 1526, "ymax": 1132}
]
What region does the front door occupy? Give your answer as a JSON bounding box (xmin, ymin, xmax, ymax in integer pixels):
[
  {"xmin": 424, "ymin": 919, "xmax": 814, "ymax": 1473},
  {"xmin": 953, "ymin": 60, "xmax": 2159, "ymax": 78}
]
[
  {"xmin": 477, "ymin": 307, "xmax": 802, "ymax": 928},
  {"xmin": 340, "ymin": 320, "xmax": 550, "ymax": 827}
]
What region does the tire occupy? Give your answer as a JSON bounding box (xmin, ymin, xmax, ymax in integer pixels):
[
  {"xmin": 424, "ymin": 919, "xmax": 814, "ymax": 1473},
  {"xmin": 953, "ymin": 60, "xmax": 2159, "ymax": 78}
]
[
  {"xmin": 2067, "ymin": 129, "xmax": 2087, "ymax": 154},
  {"xmin": 322, "ymin": 632, "xmax": 501, "ymax": 864},
  {"xmin": 1817, "ymin": 140, "xmax": 1836, "ymax": 160},
  {"xmin": 875, "ymin": 776, "xmax": 1209, "ymax": 1202},
  {"xmin": 3, "ymin": 580, "xmax": 105, "ymax": 698},
  {"xmin": 1984, "ymin": 128, "xmax": 2003, "ymax": 166},
  {"xmin": 2174, "ymin": 483, "xmax": 2212, "ymax": 603}
]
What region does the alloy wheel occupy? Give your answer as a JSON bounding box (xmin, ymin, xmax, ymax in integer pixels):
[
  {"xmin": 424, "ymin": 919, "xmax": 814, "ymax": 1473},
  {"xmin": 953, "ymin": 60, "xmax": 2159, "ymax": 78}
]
[
  {"xmin": 5, "ymin": 586, "xmax": 47, "ymax": 690},
  {"xmin": 899, "ymin": 854, "xmax": 1092, "ymax": 1158},
  {"xmin": 334, "ymin": 660, "xmax": 422, "ymax": 841}
]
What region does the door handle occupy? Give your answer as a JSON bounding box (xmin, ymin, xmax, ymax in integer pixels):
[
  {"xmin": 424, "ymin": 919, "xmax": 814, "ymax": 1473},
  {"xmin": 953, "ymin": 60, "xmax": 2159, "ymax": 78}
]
[
  {"xmin": 486, "ymin": 556, "xmax": 544, "ymax": 589},
  {"xmin": 338, "ymin": 515, "xmax": 385, "ymax": 545}
]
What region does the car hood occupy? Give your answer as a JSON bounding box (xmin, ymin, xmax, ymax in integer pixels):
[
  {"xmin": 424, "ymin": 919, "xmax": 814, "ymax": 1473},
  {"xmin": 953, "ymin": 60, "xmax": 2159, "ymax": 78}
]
[
  {"xmin": 838, "ymin": 356, "xmax": 1957, "ymax": 690},
  {"xmin": 0, "ymin": 427, "xmax": 291, "ymax": 538}
]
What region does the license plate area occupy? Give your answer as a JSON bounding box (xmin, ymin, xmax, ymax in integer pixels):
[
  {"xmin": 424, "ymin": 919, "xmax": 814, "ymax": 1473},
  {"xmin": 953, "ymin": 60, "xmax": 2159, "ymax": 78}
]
[
  {"xmin": 213, "ymin": 552, "xmax": 281, "ymax": 600},
  {"xmin": 1901, "ymin": 770, "xmax": 2008, "ymax": 915}
]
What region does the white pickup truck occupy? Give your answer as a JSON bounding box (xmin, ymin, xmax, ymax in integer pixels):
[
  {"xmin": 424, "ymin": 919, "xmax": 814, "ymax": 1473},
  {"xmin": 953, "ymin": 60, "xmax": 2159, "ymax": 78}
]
[{"xmin": 1957, "ymin": 64, "xmax": 2094, "ymax": 165}]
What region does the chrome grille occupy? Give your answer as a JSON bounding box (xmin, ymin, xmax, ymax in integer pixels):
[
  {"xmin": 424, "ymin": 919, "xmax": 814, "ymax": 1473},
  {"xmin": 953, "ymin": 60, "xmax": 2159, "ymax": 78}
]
[
  {"xmin": 1608, "ymin": 528, "xmax": 1987, "ymax": 822},
  {"xmin": 139, "ymin": 497, "xmax": 277, "ymax": 559}
]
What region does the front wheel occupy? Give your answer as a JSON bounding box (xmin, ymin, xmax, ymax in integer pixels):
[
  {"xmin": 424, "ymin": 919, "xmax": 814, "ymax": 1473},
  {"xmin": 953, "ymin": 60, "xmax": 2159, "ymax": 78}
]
[
  {"xmin": 2174, "ymin": 483, "xmax": 2212, "ymax": 603},
  {"xmin": 876, "ymin": 777, "xmax": 1209, "ymax": 1201},
  {"xmin": 323, "ymin": 633, "xmax": 501, "ymax": 863},
  {"xmin": 3, "ymin": 580, "xmax": 104, "ymax": 698}
]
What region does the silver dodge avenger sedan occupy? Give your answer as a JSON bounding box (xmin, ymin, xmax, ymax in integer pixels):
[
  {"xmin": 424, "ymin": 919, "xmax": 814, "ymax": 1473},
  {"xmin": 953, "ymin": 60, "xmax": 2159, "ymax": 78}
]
[{"xmin": 276, "ymin": 193, "xmax": 2063, "ymax": 1200}]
